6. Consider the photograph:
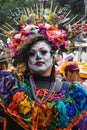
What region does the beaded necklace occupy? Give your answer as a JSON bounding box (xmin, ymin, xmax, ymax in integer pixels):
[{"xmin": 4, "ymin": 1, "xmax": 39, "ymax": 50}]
[{"xmin": 29, "ymin": 75, "xmax": 56, "ymax": 103}]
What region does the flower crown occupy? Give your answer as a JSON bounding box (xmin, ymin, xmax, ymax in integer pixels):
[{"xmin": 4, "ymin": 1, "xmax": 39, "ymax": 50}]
[
  {"xmin": 0, "ymin": 1, "xmax": 87, "ymax": 57},
  {"xmin": 7, "ymin": 23, "xmax": 69, "ymax": 55}
]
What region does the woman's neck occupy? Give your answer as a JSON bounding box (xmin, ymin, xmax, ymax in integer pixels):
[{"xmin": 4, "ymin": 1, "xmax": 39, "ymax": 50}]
[{"xmin": 30, "ymin": 66, "xmax": 52, "ymax": 77}]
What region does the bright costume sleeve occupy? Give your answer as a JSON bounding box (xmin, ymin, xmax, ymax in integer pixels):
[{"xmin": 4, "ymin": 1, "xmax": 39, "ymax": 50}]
[
  {"xmin": 0, "ymin": 70, "xmax": 18, "ymax": 104},
  {"xmin": 56, "ymin": 82, "xmax": 87, "ymax": 129},
  {"xmin": 0, "ymin": 70, "xmax": 87, "ymax": 130}
]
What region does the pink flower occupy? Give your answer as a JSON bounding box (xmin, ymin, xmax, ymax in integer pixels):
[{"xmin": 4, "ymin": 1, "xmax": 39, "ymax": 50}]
[
  {"xmin": 36, "ymin": 23, "xmax": 45, "ymax": 29},
  {"xmin": 46, "ymin": 29, "xmax": 68, "ymax": 50}
]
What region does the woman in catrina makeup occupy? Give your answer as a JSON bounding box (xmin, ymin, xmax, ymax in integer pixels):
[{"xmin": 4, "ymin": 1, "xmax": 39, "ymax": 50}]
[{"xmin": 0, "ymin": 33, "xmax": 87, "ymax": 130}]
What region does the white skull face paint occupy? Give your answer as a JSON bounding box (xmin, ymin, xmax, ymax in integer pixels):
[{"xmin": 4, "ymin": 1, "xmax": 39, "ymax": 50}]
[{"xmin": 28, "ymin": 41, "xmax": 53, "ymax": 73}]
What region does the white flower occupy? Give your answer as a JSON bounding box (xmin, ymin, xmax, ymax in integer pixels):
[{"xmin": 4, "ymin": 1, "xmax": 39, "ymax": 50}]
[
  {"xmin": 0, "ymin": 40, "xmax": 4, "ymax": 48},
  {"xmin": 7, "ymin": 38, "xmax": 11, "ymax": 44},
  {"xmin": 14, "ymin": 34, "xmax": 21, "ymax": 39},
  {"xmin": 44, "ymin": 23, "xmax": 51, "ymax": 29},
  {"xmin": 24, "ymin": 25, "xmax": 31, "ymax": 31}
]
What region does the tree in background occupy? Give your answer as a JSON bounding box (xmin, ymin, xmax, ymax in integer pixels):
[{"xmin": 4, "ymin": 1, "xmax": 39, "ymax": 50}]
[
  {"xmin": 58, "ymin": 0, "xmax": 85, "ymax": 16},
  {"xmin": 0, "ymin": 0, "xmax": 85, "ymax": 43},
  {"xmin": 0, "ymin": 0, "xmax": 85, "ymax": 26}
]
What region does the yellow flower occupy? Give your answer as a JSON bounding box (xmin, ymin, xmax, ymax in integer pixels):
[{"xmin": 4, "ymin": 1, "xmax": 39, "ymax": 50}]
[
  {"xmin": 19, "ymin": 97, "xmax": 31, "ymax": 115},
  {"xmin": 49, "ymin": 13, "xmax": 55, "ymax": 19},
  {"xmin": 32, "ymin": 103, "xmax": 53, "ymax": 127},
  {"xmin": 47, "ymin": 13, "xmax": 58, "ymax": 24}
]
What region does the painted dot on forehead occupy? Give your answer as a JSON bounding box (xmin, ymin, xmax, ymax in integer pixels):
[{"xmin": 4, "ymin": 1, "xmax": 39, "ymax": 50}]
[
  {"xmin": 32, "ymin": 41, "xmax": 51, "ymax": 50},
  {"xmin": 36, "ymin": 41, "xmax": 46, "ymax": 48}
]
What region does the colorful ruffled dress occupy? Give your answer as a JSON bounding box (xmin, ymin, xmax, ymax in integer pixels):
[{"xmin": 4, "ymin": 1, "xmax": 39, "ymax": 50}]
[{"xmin": 0, "ymin": 70, "xmax": 87, "ymax": 130}]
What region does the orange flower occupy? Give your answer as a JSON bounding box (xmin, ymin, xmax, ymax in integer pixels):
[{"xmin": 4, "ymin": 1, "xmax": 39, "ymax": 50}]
[
  {"xmin": 12, "ymin": 91, "xmax": 25, "ymax": 104},
  {"xmin": 20, "ymin": 29, "xmax": 25, "ymax": 35},
  {"xmin": 8, "ymin": 101, "xmax": 19, "ymax": 115},
  {"xmin": 49, "ymin": 25, "xmax": 57, "ymax": 30},
  {"xmin": 12, "ymin": 42, "xmax": 19, "ymax": 47},
  {"xmin": 56, "ymin": 36, "xmax": 64, "ymax": 43}
]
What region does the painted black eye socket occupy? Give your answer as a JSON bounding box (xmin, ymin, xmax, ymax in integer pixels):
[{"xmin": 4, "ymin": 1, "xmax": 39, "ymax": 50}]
[
  {"xmin": 29, "ymin": 51, "xmax": 36, "ymax": 57},
  {"xmin": 28, "ymin": 50, "xmax": 49, "ymax": 57},
  {"xmin": 40, "ymin": 50, "xmax": 48, "ymax": 55}
]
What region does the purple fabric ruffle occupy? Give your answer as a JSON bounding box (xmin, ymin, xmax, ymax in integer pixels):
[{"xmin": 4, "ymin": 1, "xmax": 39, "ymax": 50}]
[{"xmin": 77, "ymin": 115, "xmax": 87, "ymax": 130}]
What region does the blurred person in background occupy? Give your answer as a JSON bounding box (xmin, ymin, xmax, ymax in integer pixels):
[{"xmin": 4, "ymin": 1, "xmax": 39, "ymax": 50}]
[
  {"xmin": 0, "ymin": 58, "xmax": 9, "ymax": 70},
  {"xmin": 64, "ymin": 62, "xmax": 87, "ymax": 130},
  {"xmin": 64, "ymin": 62, "xmax": 80, "ymax": 83}
]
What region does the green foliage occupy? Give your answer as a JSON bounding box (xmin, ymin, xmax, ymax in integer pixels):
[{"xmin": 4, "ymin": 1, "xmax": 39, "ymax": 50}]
[
  {"xmin": 0, "ymin": 0, "xmax": 58, "ymax": 26},
  {"xmin": 0, "ymin": 0, "xmax": 84, "ymax": 41},
  {"xmin": 0, "ymin": 0, "xmax": 37, "ymax": 26}
]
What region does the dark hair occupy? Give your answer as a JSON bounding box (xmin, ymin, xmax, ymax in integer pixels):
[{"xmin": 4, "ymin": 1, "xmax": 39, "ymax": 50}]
[
  {"xmin": 17, "ymin": 34, "xmax": 54, "ymax": 63},
  {"xmin": 65, "ymin": 70, "xmax": 79, "ymax": 77},
  {"xmin": 58, "ymin": 50, "xmax": 63, "ymax": 57},
  {"xmin": 27, "ymin": 35, "xmax": 53, "ymax": 50}
]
